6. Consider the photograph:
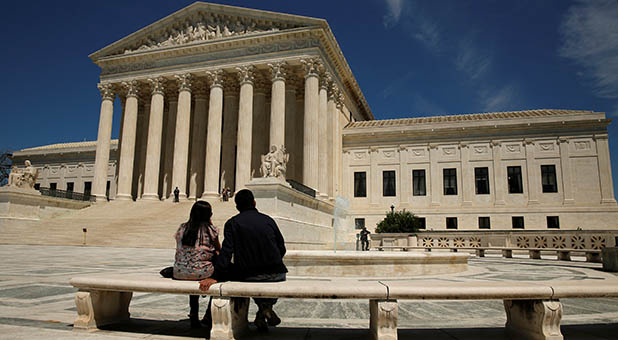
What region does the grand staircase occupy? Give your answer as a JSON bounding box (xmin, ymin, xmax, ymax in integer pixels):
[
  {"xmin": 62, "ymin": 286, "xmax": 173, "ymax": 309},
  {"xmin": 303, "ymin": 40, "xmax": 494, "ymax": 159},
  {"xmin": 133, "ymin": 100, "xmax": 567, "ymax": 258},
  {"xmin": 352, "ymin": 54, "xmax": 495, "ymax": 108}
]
[{"xmin": 0, "ymin": 199, "xmax": 239, "ymax": 248}]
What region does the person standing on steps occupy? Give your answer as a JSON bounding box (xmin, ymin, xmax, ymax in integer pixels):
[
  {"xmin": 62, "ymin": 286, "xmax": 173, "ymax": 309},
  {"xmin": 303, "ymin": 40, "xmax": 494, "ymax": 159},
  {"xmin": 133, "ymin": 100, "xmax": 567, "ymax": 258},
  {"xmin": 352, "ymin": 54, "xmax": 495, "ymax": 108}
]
[
  {"xmin": 360, "ymin": 226, "xmax": 371, "ymax": 251},
  {"xmin": 173, "ymin": 187, "xmax": 180, "ymax": 203},
  {"xmin": 199, "ymin": 189, "xmax": 287, "ymax": 332}
]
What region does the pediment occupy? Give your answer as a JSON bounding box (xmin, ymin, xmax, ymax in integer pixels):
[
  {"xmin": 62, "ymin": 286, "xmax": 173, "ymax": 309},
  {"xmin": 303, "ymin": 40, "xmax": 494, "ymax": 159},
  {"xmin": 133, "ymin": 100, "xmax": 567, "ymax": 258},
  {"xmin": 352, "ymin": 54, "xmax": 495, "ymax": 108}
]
[{"xmin": 91, "ymin": 2, "xmax": 326, "ymax": 60}]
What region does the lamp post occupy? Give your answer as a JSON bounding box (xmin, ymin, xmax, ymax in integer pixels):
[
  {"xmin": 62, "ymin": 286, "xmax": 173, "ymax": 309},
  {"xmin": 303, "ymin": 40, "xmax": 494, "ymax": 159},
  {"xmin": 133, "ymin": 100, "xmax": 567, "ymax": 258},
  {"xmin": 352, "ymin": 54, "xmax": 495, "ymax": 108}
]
[{"xmin": 390, "ymin": 204, "xmax": 395, "ymax": 213}]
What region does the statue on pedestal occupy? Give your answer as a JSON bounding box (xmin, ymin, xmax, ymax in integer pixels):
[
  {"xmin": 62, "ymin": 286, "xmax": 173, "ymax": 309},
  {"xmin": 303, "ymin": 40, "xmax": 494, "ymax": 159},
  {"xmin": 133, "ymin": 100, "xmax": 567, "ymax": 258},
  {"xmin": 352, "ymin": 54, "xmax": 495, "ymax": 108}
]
[
  {"xmin": 8, "ymin": 160, "xmax": 38, "ymax": 190},
  {"xmin": 260, "ymin": 145, "xmax": 289, "ymax": 180}
]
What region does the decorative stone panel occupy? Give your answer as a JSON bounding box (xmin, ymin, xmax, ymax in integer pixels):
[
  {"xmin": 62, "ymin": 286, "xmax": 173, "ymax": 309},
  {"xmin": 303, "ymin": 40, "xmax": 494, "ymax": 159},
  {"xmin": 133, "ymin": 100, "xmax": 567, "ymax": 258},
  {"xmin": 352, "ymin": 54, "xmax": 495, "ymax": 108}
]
[
  {"xmin": 438, "ymin": 145, "xmax": 460, "ymax": 162},
  {"xmin": 569, "ymin": 138, "xmax": 597, "ymax": 157},
  {"xmin": 407, "ymin": 147, "xmax": 429, "ymax": 163},
  {"xmin": 501, "ymin": 142, "xmax": 525, "ymax": 160},
  {"xmin": 349, "ymin": 149, "xmax": 370, "ymax": 166},
  {"xmin": 469, "ymin": 143, "xmax": 492, "ymax": 161},
  {"xmin": 535, "ymin": 140, "xmax": 560, "ymax": 159},
  {"xmin": 378, "ymin": 148, "xmax": 399, "ymax": 164}
]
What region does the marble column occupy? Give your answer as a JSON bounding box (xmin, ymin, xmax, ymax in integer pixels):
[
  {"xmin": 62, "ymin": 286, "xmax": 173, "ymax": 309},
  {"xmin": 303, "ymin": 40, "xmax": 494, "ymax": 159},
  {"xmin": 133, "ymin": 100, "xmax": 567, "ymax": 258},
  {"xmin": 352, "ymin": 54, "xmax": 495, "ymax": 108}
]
[
  {"xmin": 235, "ymin": 65, "xmax": 255, "ymax": 191},
  {"xmin": 136, "ymin": 100, "xmax": 150, "ymax": 199},
  {"xmin": 492, "ymin": 140, "xmax": 506, "ymax": 205},
  {"xmin": 429, "ymin": 144, "xmax": 440, "ymax": 206},
  {"xmin": 269, "ymin": 61, "xmax": 287, "ymax": 150},
  {"xmin": 93, "ymin": 83, "xmax": 115, "ymax": 201},
  {"xmin": 221, "ymin": 75, "xmax": 239, "ymax": 192},
  {"xmin": 284, "ymin": 80, "xmax": 296, "ymax": 181},
  {"xmin": 326, "ymin": 82, "xmax": 337, "ymax": 199},
  {"xmin": 524, "ymin": 139, "xmax": 539, "ymax": 205},
  {"xmin": 162, "ymin": 90, "xmax": 178, "ymax": 199},
  {"xmin": 334, "ymin": 93, "xmax": 344, "ymax": 198},
  {"xmin": 171, "ymin": 73, "xmax": 192, "ymax": 200},
  {"xmin": 116, "ymin": 81, "xmax": 139, "ymax": 201},
  {"xmin": 203, "ymin": 70, "xmax": 225, "ymax": 198},
  {"xmin": 251, "ymin": 76, "xmax": 268, "ymax": 177},
  {"xmin": 301, "ymin": 58, "xmax": 320, "ymax": 190},
  {"xmin": 188, "ymin": 81, "xmax": 208, "ymax": 199},
  {"xmin": 558, "ymin": 137, "xmax": 574, "ymax": 205},
  {"xmin": 142, "ymin": 77, "xmax": 166, "ymax": 200},
  {"xmin": 317, "ymin": 74, "xmax": 329, "ymax": 198},
  {"xmin": 595, "ymin": 135, "xmax": 616, "ymax": 205},
  {"xmin": 460, "ymin": 143, "xmax": 472, "ymax": 206},
  {"xmin": 294, "ymin": 85, "xmax": 305, "ymax": 183}
]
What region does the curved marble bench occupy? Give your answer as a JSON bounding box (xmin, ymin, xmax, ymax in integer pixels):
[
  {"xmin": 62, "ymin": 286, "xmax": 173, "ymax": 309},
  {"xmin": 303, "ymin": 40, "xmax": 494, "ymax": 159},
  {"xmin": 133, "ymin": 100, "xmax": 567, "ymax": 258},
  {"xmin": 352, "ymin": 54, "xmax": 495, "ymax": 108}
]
[{"xmin": 70, "ymin": 274, "xmax": 618, "ymax": 340}]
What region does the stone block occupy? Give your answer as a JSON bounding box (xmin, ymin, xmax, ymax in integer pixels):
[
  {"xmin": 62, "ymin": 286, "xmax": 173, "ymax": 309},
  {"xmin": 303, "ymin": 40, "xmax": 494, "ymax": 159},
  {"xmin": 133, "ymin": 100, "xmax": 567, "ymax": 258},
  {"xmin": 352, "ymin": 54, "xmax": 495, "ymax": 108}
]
[
  {"xmin": 210, "ymin": 297, "xmax": 249, "ymax": 340},
  {"xmin": 369, "ymin": 299, "xmax": 397, "ymax": 340},
  {"xmin": 73, "ymin": 290, "xmax": 132, "ymax": 329},
  {"xmin": 504, "ymin": 299, "xmax": 563, "ymax": 340},
  {"xmin": 602, "ymin": 247, "xmax": 618, "ymax": 272}
]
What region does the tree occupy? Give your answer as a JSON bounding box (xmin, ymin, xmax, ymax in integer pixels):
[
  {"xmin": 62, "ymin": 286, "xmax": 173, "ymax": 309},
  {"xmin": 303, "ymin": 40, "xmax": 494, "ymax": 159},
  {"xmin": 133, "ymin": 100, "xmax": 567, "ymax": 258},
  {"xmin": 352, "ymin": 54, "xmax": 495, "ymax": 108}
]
[
  {"xmin": 0, "ymin": 151, "xmax": 12, "ymax": 186},
  {"xmin": 375, "ymin": 209, "xmax": 421, "ymax": 233}
]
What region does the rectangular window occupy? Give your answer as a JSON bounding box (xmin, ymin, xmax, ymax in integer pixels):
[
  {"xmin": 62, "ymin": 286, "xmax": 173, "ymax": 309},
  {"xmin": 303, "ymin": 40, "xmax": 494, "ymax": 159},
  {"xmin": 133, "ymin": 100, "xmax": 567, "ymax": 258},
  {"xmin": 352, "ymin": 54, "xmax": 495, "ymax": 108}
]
[
  {"xmin": 354, "ymin": 218, "xmax": 365, "ymax": 230},
  {"xmin": 412, "ymin": 169, "xmax": 426, "ymax": 196},
  {"xmin": 354, "ymin": 172, "xmax": 367, "ymax": 197},
  {"xmin": 417, "ymin": 217, "xmax": 426, "ymax": 230},
  {"xmin": 541, "ymin": 165, "xmax": 558, "ymax": 193},
  {"xmin": 512, "ymin": 216, "xmax": 524, "ymax": 229},
  {"xmin": 507, "ymin": 166, "xmax": 523, "ymax": 194},
  {"xmin": 66, "ymin": 182, "xmax": 74, "ymax": 192},
  {"xmin": 478, "ymin": 217, "xmax": 491, "ymax": 229},
  {"xmin": 474, "ymin": 167, "xmax": 490, "ymax": 194},
  {"xmin": 547, "ymin": 216, "xmax": 560, "ymax": 229},
  {"xmin": 383, "ymin": 171, "xmax": 396, "ymax": 197},
  {"xmin": 50, "ymin": 183, "xmax": 57, "ymax": 191},
  {"xmin": 446, "ymin": 217, "xmax": 458, "ymax": 229},
  {"xmin": 443, "ymin": 168, "xmax": 457, "ymax": 195},
  {"xmin": 84, "ymin": 182, "xmax": 92, "ymax": 197}
]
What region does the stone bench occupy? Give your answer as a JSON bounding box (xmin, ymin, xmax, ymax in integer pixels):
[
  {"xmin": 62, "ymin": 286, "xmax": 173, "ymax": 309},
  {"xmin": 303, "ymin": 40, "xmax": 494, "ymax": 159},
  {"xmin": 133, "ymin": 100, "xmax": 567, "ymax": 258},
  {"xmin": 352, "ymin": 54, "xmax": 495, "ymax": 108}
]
[
  {"xmin": 70, "ymin": 274, "xmax": 618, "ymax": 340},
  {"xmin": 473, "ymin": 247, "xmax": 602, "ymax": 262}
]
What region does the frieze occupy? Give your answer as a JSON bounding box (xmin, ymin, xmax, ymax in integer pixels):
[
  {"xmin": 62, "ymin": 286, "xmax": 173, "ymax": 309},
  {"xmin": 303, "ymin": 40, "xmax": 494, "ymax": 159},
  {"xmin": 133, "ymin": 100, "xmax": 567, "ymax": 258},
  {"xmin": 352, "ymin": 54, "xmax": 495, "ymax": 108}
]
[
  {"xmin": 411, "ymin": 148, "xmax": 425, "ymax": 157},
  {"xmin": 505, "ymin": 144, "xmax": 521, "ymax": 153},
  {"xmin": 442, "ymin": 147, "xmax": 456, "ymax": 156},
  {"xmin": 473, "ymin": 145, "xmax": 488, "ymax": 154},
  {"xmin": 101, "ymin": 39, "xmax": 321, "ymax": 76},
  {"xmin": 538, "ymin": 142, "xmax": 555, "ymax": 151},
  {"xmin": 574, "ymin": 141, "xmax": 591, "ymax": 151}
]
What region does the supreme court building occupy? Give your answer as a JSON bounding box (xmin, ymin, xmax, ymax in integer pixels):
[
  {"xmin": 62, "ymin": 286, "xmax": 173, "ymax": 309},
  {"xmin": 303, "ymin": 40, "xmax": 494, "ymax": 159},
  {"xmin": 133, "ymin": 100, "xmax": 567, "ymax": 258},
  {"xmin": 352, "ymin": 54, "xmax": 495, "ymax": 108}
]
[{"xmin": 16, "ymin": 2, "xmax": 618, "ymax": 231}]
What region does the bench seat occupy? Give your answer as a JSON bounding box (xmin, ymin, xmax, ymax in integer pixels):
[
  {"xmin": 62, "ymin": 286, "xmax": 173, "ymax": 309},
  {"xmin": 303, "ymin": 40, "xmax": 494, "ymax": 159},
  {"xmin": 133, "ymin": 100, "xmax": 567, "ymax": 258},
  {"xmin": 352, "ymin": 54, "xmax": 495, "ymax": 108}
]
[{"xmin": 70, "ymin": 274, "xmax": 618, "ymax": 340}]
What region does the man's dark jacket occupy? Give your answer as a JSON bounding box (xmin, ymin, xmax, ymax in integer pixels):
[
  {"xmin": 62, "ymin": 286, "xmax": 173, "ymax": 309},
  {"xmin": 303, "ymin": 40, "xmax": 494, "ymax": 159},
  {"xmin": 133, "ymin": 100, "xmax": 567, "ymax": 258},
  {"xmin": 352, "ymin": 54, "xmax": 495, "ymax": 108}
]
[{"xmin": 214, "ymin": 207, "xmax": 287, "ymax": 281}]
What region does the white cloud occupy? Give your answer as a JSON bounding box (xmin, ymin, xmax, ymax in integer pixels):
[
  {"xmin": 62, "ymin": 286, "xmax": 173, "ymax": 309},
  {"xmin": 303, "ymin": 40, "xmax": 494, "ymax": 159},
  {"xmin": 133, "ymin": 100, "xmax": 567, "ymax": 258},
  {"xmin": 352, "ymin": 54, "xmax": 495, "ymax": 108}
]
[
  {"xmin": 455, "ymin": 38, "xmax": 492, "ymax": 80},
  {"xmin": 383, "ymin": 0, "xmax": 404, "ymax": 28},
  {"xmin": 480, "ymin": 85, "xmax": 516, "ymax": 112},
  {"xmin": 411, "ymin": 18, "xmax": 442, "ymax": 52},
  {"xmin": 559, "ymin": 0, "xmax": 618, "ymax": 99}
]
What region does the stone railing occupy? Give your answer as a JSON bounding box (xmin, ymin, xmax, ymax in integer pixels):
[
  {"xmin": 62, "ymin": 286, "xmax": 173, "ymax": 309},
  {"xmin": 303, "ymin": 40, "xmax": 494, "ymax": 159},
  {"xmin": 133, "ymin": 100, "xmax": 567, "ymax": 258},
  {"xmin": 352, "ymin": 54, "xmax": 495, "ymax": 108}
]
[
  {"xmin": 371, "ymin": 230, "xmax": 618, "ymax": 251},
  {"xmin": 39, "ymin": 187, "xmax": 95, "ymax": 202}
]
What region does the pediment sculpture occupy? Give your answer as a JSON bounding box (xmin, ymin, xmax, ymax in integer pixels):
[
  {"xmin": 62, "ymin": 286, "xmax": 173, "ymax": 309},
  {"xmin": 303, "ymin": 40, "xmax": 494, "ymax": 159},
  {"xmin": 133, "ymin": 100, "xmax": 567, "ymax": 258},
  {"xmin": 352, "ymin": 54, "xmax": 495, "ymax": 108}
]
[
  {"xmin": 8, "ymin": 160, "xmax": 38, "ymax": 190},
  {"xmin": 123, "ymin": 14, "xmax": 287, "ymax": 54},
  {"xmin": 260, "ymin": 145, "xmax": 289, "ymax": 180}
]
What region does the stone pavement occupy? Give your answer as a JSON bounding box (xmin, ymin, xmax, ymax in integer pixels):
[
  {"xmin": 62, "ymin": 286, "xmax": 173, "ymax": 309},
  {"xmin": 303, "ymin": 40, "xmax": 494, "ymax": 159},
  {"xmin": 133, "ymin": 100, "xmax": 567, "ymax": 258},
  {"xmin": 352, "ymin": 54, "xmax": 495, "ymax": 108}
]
[{"xmin": 0, "ymin": 245, "xmax": 617, "ymax": 339}]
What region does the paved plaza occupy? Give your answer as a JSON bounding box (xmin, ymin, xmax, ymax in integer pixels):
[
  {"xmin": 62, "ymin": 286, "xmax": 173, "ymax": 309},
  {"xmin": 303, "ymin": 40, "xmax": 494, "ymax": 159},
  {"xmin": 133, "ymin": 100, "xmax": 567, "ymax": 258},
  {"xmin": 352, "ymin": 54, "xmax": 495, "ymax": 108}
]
[{"xmin": 0, "ymin": 245, "xmax": 617, "ymax": 339}]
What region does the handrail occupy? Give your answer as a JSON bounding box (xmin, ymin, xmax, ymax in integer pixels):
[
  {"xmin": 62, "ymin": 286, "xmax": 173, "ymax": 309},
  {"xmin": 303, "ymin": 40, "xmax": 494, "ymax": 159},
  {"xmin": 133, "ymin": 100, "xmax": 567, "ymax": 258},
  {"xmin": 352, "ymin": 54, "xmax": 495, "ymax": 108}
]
[
  {"xmin": 39, "ymin": 187, "xmax": 95, "ymax": 202},
  {"xmin": 286, "ymin": 179, "xmax": 316, "ymax": 198}
]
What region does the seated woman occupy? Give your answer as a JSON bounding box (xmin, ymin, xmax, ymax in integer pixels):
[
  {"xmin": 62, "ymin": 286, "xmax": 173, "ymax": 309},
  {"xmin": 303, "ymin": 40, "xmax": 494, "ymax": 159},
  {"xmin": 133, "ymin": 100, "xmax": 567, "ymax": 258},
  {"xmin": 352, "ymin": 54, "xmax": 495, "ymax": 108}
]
[{"xmin": 173, "ymin": 200, "xmax": 220, "ymax": 329}]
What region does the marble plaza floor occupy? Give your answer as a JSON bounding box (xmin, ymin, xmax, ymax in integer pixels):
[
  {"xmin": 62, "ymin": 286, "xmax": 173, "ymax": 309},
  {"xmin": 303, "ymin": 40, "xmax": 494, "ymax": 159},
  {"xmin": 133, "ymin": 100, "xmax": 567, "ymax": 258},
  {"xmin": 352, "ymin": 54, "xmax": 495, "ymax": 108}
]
[{"xmin": 0, "ymin": 245, "xmax": 617, "ymax": 339}]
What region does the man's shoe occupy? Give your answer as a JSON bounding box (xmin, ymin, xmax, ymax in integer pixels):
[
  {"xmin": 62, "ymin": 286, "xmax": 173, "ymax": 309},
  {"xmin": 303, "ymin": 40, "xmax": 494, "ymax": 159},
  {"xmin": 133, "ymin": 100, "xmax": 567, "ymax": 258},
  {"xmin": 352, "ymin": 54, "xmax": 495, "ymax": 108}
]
[
  {"xmin": 254, "ymin": 311, "xmax": 269, "ymax": 332},
  {"xmin": 264, "ymin": 309, "xmax": 281, "ymax": 327}
]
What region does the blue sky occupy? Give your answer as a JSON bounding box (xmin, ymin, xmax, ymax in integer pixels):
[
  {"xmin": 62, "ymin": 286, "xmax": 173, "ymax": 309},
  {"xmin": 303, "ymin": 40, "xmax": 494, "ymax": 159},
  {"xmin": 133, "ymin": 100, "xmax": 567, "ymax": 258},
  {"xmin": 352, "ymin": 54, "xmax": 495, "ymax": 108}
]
[{"xmin": 1, "ymin": 0, "xmax": 617, "ymax": 191}]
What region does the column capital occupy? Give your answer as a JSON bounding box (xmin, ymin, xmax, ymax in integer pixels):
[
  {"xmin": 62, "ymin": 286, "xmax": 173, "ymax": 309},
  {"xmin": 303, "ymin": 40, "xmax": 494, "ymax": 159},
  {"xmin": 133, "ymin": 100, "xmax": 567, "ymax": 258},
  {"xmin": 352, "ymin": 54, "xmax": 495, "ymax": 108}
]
[
  {"xmin": 524, "ymin": 138, "xmax": 535, "ymax": 145},
  {"xmin": 206, "ymin": 69, "xmax": 225, "ymax": 89},
  {"xmin": 320, "ymin": 72, "xmax": 332, "ymax": 90},
  {"xmin": 557, "ymin": 136, "xmax": 570, "ymax": 144},
  {"xmin": 491, "ymin": 140, "xmax": 501, "ymax": 147},
  {"xmin": 236, "ymin": 65, "xmax": 256, "ymax": 85},
  {"xmin": 121, "ymin": 80, "xmax": 140, "ymax": 99},
  {"xmin": 328, "ymin": 82, "xmax": 339, "ymax": 101},
  {"xmin": 300, "ymin": 58, "xmax": 322, "ymax": 79},
  {"xmin": 97, "ymin": 83, "xmax": 115, "ymax": 101},
  {"xmin": 175, "ymin": 73, "xmax": 193, "ymax": 92},
  {"xmin": 336, "ymin": 91, "xmax": 344, "ymax": 109},
  {"xmin": 268, "ymin": 61, "xmax": 287, "ymax": 82},
  {"xmin": 164, "ymin": 83, "xmax": 179, "ymax": 102},
  {"xmin": 148, "ymin": 77, "xmax": 166, "ymax": 95},
  {"xmin": 223, "ymin": 74, "xmax": 240, "ymax": 95}
]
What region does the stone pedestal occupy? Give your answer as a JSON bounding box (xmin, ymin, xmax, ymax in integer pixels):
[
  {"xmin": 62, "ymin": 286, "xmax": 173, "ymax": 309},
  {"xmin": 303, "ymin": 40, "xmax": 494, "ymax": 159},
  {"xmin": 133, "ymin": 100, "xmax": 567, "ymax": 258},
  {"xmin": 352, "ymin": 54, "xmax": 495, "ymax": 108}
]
[
  {"xmin": 246, "ymin": 177, "xmax": 348, "ymax": 250},
  {"xmin": 0, "ymin": 186, "xmax": 42, "ymax": 219},
  {"xmin": 602, "ymin": 247, "xmax": 618, "ymax": 272}
]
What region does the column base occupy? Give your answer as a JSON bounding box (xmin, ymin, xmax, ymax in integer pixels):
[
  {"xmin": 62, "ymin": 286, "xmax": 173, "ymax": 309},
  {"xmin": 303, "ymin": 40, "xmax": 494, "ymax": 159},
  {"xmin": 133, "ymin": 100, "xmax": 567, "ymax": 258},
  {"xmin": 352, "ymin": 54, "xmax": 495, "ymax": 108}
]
[
  {"xmin": 140, "ymin": 194, "xmax": 160, "ymax": 201},
  {"xmin": 92, "ymin": 194, "xmax": 109, "ymax": 203},
  {"xmin": 601, "ymin": 199, "xmax": 617, "ymax": 205},
  {"xmin": 201, "ymin": 191, "xmax": 220, "ymax": 199},
  {"xmin": 114, "ymin": 194, "xmax": 133, "ymax": 201}
]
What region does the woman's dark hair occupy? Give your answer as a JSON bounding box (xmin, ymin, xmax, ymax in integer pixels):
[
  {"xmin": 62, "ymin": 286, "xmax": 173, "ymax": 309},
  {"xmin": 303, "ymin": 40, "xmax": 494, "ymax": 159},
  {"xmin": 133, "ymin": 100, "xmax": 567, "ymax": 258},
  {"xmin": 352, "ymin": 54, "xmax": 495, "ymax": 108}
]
[{"xmin": 182, "ymin": 201, "xmax": 213, "ymax": 246}]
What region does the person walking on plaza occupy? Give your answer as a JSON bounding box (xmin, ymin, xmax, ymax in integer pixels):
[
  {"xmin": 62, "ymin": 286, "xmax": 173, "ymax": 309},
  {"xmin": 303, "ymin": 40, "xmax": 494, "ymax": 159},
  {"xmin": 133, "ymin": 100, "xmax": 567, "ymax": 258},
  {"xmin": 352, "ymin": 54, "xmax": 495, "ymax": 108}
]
[
  {"xmin": 360, "ymin": 226, "xmax": 371, "ymax": 251},
  {"xmin": 199, "ymin": 189, "xmax": 287, "ymax": 332},
  {"xmin": 173, "ymin": 201, "xmax": 220, "ymax": 329},
  {"xmin": 173, "ymin": 187, "xmax": 180, "ymax": 203}
]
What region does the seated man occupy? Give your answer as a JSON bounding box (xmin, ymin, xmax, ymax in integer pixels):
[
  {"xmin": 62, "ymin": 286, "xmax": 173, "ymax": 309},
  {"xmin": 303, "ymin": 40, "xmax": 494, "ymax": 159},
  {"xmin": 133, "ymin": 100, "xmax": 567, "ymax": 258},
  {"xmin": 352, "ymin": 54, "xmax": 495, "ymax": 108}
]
[{"xmin": 200, "ymin": 189, "xmax": 287, "ymax": 331}]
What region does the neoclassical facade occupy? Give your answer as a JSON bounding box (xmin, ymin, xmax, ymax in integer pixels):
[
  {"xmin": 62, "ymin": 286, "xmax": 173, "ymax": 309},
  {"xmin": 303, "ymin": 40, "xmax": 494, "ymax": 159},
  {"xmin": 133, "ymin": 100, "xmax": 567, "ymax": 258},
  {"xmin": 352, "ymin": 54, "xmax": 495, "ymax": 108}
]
[
  {"xmin": 88, "ymin": 2, "xmax": 370, "ymax": 203},
  {"xmin": 16, "ymin": 2, "xmax": 614, "ymax": 232}
]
